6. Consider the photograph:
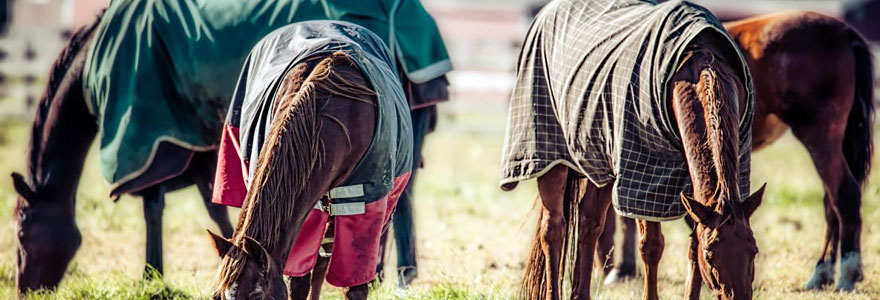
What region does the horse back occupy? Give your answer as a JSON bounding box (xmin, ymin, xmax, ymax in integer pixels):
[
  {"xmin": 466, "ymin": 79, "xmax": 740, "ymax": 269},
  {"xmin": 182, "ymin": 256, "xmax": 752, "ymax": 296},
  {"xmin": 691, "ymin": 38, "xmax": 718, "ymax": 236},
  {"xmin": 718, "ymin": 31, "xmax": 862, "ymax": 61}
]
[{"xmin": 725, "ymin": 11, "xmax": 860, "ymax": 128}]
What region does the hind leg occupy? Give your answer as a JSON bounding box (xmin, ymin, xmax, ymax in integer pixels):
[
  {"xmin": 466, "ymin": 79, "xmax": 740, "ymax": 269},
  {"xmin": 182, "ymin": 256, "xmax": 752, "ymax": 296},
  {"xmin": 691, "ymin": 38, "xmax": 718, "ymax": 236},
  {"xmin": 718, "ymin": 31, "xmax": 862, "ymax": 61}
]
[
  {"xmin": 790, "ymin": 125, "xmax": 863, "ymax": 291},
  {"xmin": 571, "ymin": 181, "xmax": 613, "ymax": 300},
  {"xmin": 806, "ymin": 195, "xmax": 840, "ymax": 290}
]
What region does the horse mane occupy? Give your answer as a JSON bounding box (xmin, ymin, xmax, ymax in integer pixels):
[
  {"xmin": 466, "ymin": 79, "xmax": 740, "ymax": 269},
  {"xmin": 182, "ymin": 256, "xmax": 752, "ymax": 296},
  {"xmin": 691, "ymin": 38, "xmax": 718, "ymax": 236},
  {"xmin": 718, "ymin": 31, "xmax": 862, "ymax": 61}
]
[
  {"xmin": 26, "ymin": 10, "xmax": 103, "ymax": 185},
  {"xmin": 213, "ymin": 53, "xmax": 375, "ymax": 296},
  {"xmin": 694, "ymin": 49, "xmax": 744, "ymax": 218}
]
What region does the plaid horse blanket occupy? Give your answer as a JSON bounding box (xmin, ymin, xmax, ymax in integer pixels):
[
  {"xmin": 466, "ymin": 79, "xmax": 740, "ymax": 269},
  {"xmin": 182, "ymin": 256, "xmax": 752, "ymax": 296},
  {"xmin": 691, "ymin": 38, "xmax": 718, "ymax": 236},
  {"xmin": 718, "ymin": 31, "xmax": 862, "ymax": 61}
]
[
  {"xmin": 500, "ymin": 0, "xmax": 754, "ymax": 220},
  {"xmin": 82, "ymin": 0, "xmax": 449, "ymax": 187},
  {"xmin": 213, "ymin": 21, "xmax": 412, "ymax": 287}
]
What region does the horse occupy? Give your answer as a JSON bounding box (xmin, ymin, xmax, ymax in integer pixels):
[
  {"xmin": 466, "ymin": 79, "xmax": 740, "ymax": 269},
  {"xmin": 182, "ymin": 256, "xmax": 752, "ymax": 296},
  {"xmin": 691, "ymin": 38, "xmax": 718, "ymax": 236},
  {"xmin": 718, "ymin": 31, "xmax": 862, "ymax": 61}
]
[
  {"xmin": 10, "ymin": 14, "xmax": 235, "ymax": 295},
  {"xmin": 501, "ymin": 0, "xmax": 765, "ymax": 299},
  {"xmin": 599, "ymin": 11, "xmax": 875, "ymax": 292},
  {"xmin": 208, "ymin": 22, "xmax": 412, "ymax": 300},
  {"xmin": 12, "ymin": 0, "xmax": 449, "ymax": 295}
]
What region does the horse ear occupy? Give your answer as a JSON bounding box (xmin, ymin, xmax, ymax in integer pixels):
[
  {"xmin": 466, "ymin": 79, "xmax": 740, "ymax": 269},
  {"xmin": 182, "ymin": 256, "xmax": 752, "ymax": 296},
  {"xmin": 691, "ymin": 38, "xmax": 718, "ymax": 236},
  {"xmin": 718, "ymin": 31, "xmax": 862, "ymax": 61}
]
[
  {"xmin": 243, "ymin": 236, "xmax": 272, "ymax": 271},
  {"xmin": 207, "ymin": 230, "xmax": 234, "ymax": 257},
  {"xmin": 11, "ymin": 172, "xmax": 36, "ymax": 202},
  {"xmin": 743, "ymin": 183, "xmax": 766, "ymax": 219},
  {"xmin": 680, "ymin": 192, "xmax": 716, "ymax": 225}
]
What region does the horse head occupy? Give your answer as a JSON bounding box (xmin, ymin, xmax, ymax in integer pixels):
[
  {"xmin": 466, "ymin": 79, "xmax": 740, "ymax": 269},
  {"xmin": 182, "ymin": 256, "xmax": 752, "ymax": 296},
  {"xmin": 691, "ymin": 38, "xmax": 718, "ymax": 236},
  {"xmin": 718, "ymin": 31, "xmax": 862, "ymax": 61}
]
[
  {"xmin": 681, "ymin": 183, "xmax": 765, "ymax": 299},
  {"xmin": 12, "ymin": 172, "xmax": 82, "ymax": 295},
  {"xmin": 209, "ymin": 230, "xmax": 287, "ymax": 300}
]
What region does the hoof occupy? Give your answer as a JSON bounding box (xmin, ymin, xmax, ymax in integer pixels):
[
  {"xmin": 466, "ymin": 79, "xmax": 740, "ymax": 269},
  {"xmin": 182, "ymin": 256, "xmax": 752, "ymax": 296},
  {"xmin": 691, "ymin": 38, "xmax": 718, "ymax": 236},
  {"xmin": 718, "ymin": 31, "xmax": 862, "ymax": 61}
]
[
  {"xmin": 397, "ymin": 267, "xmax": 417, "ymax": 288},
  {"xmin": 603, "ymin": 267, "xmax": 636, "ymax": 286},
  {"xmin": 805, "ymin": 260, "xmax": 835, "ymax": 290},
  {"xmin": 835, "ymin": 253, "xmax": 863, "ymax": 292}
]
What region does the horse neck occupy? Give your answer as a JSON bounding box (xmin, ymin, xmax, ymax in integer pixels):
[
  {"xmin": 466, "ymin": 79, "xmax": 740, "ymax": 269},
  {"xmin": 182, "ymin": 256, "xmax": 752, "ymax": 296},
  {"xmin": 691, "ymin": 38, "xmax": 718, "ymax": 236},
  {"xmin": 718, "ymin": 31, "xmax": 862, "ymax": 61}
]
[
  {"xmin": 28, "ymin": 72, "xmax": 97, "ymax": 210},
  {"xmin": 676, "ymin": 46, "xmax": 743, "ymax": 209},
  {"xmin": 234, "ymin": 78, "xmax": 323, "ymax": 262}
]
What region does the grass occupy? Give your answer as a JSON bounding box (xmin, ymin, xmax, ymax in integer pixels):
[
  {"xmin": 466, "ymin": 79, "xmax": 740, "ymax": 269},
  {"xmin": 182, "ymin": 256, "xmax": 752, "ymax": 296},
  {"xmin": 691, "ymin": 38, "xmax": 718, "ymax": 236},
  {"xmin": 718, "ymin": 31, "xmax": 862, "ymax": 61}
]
[{"xmin": 1, "ymin": 109, "xmax": 880, "ymax": 299}]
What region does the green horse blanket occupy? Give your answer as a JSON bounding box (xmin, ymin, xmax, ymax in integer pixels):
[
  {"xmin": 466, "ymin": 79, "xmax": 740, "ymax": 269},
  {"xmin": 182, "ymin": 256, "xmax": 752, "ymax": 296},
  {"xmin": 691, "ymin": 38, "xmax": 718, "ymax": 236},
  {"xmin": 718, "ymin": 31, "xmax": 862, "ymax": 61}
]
[{"xmin": 83, "ymin": 0, "xmax": 451, "ymax": 186}]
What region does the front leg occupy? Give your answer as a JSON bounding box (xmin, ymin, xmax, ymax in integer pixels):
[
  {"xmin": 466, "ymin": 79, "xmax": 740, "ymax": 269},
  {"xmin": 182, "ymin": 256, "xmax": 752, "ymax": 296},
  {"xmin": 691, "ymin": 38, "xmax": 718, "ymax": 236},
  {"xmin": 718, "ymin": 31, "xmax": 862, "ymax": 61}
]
[
  {"xmin": 142, "ymin": 185, "xmax": 166, "ymax": 278},
  {"xmin": 342, "ymin": 283, "xmax": 368, "ymax": 300},
  {"xmin": 638, "ymin": 220, "xmax": 663, "ymax": 300},
  {"xmin": 684, "ymin": 221, "xmax": 702, "ymax": 300}
]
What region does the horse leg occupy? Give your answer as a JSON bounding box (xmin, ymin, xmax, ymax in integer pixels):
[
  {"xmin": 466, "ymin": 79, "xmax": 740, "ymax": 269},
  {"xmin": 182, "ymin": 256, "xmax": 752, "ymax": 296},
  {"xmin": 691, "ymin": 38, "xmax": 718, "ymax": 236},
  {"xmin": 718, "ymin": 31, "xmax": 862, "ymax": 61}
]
[
  {"xmin": 619, "ymin": 216, "xmax": 637, "ymax": 278},
  {"xmin": 390, "ymin": 106, "xmax": 432, "ymax": 288},
  {"xmin": 521, "ymin": 164, "xmax": 567, "ymax": 300},
  {"xmin": 806, "ymin": 194, "xmax": 840, "ymax": 290},
  {"xmin": 342, "ymin": 283, "xmax": 369, "ymax": 300},
  {"xmin": 684, "ymin": 218, "xmax": 702, "ymax": 300},
  {"xmin": 142, "ymin": 185, "xmax": 166, "ymax": 278},
  {"xmin": 571, "ymin": 181, "xmax": 613, "ymax": 300},
  {"xmin": 308, "ymin": 255, "xmax": 330, "ymax": 300},
  {"xmin": 308, "ymin": 222, "xmax": 333, "ymax": 300},
  {"xmin": 604, "ymin": 215, "xmax": 638, "ymax": 285},
  {"xmin": 287, "ymin": 274, "xmax": 312, "ymax": 300},
  {"xmin": 790, "ymin": 125, "xmax": 862, "ymax": 291},
  {"xmin": 637, "ymin": 220, "xmax": 663, "ymax": 300},
  {"xmin": 595, "ymin": 205, "xmax": 616, "ymax": 276},
  {"xmin": 191, "ymin": 152, "xmax": 234, "ymax": 238}
]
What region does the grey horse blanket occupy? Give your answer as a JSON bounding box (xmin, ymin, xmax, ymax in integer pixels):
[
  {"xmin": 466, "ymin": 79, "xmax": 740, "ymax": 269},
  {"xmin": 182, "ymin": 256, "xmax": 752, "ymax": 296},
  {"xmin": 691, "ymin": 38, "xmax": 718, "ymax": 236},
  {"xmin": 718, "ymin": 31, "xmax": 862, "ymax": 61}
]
[{"xmin": 500, "ymin": 0, "xmax": 754, "ymax": 220}]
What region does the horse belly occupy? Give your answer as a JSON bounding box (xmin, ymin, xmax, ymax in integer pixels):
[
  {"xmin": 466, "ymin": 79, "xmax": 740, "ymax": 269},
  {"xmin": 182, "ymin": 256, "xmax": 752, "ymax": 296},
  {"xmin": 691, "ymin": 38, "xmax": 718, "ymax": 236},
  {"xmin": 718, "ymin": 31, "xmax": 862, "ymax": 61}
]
[{"xmin": 752, "ymin": 113, "xmax": 789, "ymax": 151}]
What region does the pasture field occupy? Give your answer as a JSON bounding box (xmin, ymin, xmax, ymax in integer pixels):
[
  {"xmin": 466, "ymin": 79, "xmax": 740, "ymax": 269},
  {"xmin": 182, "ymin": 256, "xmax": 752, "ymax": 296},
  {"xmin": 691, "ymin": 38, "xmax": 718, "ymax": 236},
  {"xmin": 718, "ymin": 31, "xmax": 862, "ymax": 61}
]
[{"xmin": 2, "ymin": 110, "xmax": 880, "ymax": 299}]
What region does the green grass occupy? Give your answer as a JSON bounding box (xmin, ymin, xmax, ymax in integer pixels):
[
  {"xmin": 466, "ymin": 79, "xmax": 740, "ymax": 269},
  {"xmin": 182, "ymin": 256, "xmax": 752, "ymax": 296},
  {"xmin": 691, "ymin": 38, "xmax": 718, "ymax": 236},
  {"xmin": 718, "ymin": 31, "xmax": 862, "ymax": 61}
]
[{"xmin": 1, "ymin": 111, "xmax": 880, "ymax": 299}]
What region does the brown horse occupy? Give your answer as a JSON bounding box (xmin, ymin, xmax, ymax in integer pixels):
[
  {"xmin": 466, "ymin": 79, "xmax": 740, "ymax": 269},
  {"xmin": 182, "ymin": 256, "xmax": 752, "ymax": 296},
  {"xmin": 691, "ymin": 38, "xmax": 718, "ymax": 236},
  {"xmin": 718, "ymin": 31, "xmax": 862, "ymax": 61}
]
[
  {"xmin": 515, "ymin": 21, "xmax": 766, "ymax": 298},
  {"xmin": 208, "ymin": 21, "xmax": 412, "ymax": 298},
  {"xmin": 11, "ymin": 14, "xmax": 234, "ymax": 295},
  {"xmin": 600, "ymin": 11, "xmax": 875, "ymax": 292}
]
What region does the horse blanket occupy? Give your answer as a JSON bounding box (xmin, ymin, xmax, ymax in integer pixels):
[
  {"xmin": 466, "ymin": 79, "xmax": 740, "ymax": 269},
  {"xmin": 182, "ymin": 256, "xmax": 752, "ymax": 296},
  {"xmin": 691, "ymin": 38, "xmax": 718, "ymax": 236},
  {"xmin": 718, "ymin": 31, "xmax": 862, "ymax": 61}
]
[
  {"xmin": 82, "ymin": 0, "xmax": 449, "ymax": 188},
  {"xmin": 500, "ymin": 0, "xmax": 754, "ymax": 220},
  {"xmin": 213, "ymin": 21, "xmax": 412, "ymax": 287}
]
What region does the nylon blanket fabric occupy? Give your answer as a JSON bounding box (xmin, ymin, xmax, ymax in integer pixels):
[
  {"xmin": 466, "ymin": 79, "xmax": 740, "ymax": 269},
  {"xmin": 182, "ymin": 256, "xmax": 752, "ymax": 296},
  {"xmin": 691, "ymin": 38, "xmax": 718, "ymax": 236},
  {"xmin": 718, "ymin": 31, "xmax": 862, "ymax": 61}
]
[
  {"xmin": 82, "ymin": 0, "xmax": 450, "ymax": 187},
  {"xmin": 212, "ymin": 21, "xmax": 412, "ymax": 287},
  {"xmin": 500, "ymin": 0, "xmax": 754, "ymax": 220}
]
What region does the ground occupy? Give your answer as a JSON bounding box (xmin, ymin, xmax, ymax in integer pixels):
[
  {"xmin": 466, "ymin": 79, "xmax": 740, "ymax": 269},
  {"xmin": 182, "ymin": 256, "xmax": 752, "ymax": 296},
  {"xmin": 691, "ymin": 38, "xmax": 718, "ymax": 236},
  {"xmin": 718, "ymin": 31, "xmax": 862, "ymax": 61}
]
[{"xmin": 1, "ymin": 110, "xmax": 880, "ymax": 299}]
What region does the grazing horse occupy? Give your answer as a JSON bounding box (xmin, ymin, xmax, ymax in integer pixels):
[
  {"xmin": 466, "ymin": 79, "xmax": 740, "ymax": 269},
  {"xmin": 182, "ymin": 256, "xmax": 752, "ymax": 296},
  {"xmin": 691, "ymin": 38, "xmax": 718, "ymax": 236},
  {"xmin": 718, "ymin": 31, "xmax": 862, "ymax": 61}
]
[
  {"xmin": 12, "ymin": 0, "xmax": 448, "ymax": 295},
  {"xmin": 209, "ymin": 22, "xmax": 412, "ymax": 300},
  {"xmin": 600, "ymin": 11, "xmax": 875, "ymax": 292},
  {"xmin": 501, "ymin": 0, "xmax": 765, "ymax": 299},
  {"xmin": 10, "ymin": 14, "xmax": 235, "ymax": 295}
]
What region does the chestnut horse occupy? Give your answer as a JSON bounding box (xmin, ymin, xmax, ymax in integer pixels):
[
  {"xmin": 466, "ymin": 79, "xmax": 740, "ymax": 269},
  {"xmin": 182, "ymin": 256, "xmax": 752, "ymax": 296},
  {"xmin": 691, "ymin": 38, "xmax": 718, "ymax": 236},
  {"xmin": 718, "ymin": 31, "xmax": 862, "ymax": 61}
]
[
  {"xmin": 600, "ymin": 11, "xmax": 875, "ymax": 292},
  {"xmin": 521, "ymin": 31, "xmax": 765, "ymax": 300},
  {"xmin": 10, "ymin": 14, "xmax": 233, "ymax": 295}
]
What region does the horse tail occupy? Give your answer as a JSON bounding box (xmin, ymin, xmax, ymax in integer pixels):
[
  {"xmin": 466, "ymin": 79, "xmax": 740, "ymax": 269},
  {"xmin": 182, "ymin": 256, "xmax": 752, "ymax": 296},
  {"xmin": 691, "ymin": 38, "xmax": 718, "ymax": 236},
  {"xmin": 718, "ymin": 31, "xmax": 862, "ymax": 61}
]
[
  {"xmin": 520, "ymin": 170, "xmax": 581, "ymax": 300},
  {"xmin": 843, "ymin": 31, "xmax": 874, "ymax": 186}
]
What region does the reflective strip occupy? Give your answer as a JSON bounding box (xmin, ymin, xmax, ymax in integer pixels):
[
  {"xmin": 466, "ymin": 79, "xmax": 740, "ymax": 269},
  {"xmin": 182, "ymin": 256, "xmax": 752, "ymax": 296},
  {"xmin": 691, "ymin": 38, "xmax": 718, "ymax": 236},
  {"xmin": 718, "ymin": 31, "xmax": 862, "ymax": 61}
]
[
  {"xmin": 328, "ymin": 184, "xmax": 365, "ymax": 199},
  {"xmin": 330, "ymin": 202, "xmax": 365, "ymax": 216}
]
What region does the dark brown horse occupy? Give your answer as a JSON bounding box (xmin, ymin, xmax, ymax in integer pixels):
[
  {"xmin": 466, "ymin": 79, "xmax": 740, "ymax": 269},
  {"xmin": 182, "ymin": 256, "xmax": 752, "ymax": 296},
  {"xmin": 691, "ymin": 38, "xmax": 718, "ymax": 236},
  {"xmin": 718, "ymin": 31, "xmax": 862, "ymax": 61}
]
[
  {"xmin": 208, "ymin": 51, "xmax": 389, "ymax": 300},
  {"xmin": 600, "ymin": 11, "xmax": 875, "ymax": 292},
  {"xmin": 520, "ymin": 30, "xmax": 765, "ymax": 299},
  {"xmin": 11, "ymin": 14, "xmax": 234, "ymax": 295}
]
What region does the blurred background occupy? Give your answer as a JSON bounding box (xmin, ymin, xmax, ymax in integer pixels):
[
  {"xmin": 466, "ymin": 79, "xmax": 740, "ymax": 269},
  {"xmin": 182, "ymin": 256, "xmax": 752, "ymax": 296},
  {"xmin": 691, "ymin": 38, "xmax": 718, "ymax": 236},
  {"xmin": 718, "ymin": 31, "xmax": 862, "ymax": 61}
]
[
  {"xmin": 1, "ymin": 0, "xmax": 878, "ymax": 118},
  {"xmin": 1, "ymin": 0, "xmax": 880, "ymax": 299}
]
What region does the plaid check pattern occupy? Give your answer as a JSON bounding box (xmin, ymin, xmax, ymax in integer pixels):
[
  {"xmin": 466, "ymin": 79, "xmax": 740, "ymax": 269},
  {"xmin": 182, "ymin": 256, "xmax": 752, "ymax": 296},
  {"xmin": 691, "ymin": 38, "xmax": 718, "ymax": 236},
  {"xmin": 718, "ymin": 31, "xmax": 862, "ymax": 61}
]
[{"xmin": 500, "ymin": 0, "xmax": 754, "ymax": 220}]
